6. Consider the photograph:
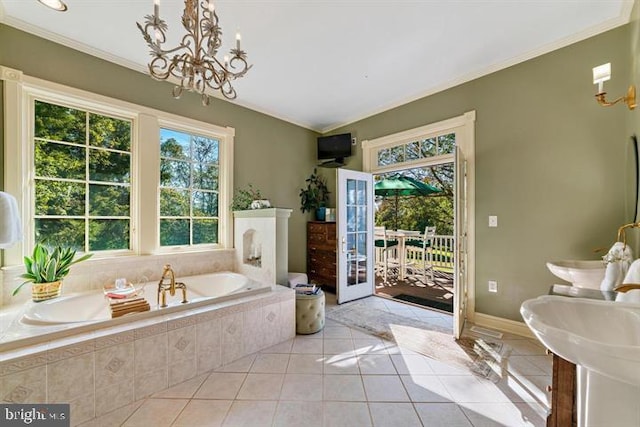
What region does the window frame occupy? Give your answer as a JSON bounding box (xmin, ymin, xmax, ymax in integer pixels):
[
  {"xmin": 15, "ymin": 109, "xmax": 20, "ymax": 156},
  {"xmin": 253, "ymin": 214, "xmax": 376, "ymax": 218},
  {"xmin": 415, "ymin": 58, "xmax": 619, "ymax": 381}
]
[
  {"xmin": 30, "ymin": 97, "xmax": 136, "ymax": 255},
  {"xmin": 1, "ymin": 66, "xmax": 235, "ymax": 267}
]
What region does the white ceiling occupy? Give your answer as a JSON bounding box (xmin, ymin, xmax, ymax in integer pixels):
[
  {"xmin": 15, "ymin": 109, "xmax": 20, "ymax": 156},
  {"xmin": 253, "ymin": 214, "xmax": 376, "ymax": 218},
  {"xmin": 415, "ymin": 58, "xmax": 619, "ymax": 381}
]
[{"xmin": 0, "ymin": 0, "xmax": 633, "ymax": 132}]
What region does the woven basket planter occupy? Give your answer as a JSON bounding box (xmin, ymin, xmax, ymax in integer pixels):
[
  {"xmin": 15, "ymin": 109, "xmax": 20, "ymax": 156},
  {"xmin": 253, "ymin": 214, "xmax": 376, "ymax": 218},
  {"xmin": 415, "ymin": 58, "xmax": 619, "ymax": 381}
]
[{"xmin": 31, "ymin": 281, "xmax": 63, "ymax": 302}]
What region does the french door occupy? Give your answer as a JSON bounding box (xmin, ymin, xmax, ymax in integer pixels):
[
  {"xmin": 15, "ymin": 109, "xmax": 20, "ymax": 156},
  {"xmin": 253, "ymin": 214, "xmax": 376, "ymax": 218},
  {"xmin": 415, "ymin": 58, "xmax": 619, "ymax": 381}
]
[
  {"xmin": 336, "ymin": 169, "xmax": 375, "ymax": 304},
  {"xmin": 454, "ymin": 147, "xmax": 469, "ymax": 338}
]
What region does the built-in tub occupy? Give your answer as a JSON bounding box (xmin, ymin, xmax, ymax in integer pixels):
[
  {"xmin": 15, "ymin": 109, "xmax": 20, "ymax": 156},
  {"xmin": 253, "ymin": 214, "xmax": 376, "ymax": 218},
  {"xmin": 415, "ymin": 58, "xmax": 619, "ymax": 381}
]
[
  {"xmin": 0, "ymin": 271, "xmax": 272, "ymax": 349},
  {"xmin": 22, "ymin": 272, "xmax": 265, "ymax": 325},
  {"xmin": 0, "ymin": 273, "xmax": 295, "ymax": 425}
]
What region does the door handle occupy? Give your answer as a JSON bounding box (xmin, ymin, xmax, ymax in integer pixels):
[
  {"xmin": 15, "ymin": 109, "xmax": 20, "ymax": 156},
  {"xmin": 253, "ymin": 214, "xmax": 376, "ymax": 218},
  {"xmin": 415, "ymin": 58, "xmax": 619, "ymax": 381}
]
[{"xmin": 341, "ymin": 236, "xmax": 346, "ymax": 253}]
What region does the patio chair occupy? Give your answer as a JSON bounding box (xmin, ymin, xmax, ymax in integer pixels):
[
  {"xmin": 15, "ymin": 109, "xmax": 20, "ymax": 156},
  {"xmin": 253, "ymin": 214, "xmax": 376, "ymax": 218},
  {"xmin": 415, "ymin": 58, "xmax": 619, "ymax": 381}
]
[
  {"xmin": 405, "ymin": 226, "xmax": 436, "ymax": 283},
  {"xmin": 374, "ymin": 226, "xmax": 399, "ymax": 284}
]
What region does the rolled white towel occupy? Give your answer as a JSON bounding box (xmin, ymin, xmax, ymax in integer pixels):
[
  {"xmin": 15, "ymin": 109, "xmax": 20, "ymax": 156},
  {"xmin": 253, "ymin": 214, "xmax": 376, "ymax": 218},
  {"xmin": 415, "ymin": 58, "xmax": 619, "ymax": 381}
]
[
  {"xmin": 0, "ymin": 192, "xmax": 22, "ymax": 249},
  {"xmin": 617, "ymin": 258, "xmax": 640, "ymax": 303},
  {"xmin": 600, "ymin": 242, "xmax": 633, "ymax": 291}
]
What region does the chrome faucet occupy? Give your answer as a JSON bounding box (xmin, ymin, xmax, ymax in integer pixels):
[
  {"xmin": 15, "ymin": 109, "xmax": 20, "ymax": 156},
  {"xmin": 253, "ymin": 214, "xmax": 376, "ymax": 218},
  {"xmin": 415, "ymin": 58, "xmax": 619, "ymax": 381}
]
[{"xmin": 157, "ymin": 264, "xmax": 188, "ymax": 308}]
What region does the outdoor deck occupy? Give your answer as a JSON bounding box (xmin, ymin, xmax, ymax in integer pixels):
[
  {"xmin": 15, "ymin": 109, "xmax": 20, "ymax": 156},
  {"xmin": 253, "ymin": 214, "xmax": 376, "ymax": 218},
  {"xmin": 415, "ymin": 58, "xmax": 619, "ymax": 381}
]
[{"xmin": 375, "ymin": 268, "xmax": 454, "ymax": 313}]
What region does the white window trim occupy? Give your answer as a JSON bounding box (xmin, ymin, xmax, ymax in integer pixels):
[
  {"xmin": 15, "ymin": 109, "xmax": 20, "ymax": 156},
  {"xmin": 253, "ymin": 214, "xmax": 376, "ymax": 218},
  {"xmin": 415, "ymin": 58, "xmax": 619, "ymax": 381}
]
[
  {"xmin": 1, "ymin": 65, "xmax": 234, "ymax": 267},
  {"xmin": 361, "ymin": 111, "xmax": 476, "ymax": 322}
]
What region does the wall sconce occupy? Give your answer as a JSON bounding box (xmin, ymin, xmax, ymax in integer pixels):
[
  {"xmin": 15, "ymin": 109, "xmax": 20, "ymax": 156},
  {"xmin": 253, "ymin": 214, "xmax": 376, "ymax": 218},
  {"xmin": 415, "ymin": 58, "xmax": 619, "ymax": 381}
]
[{"xmin": 592, "ymin": 63, "xmax": 636, "ymax": 110}]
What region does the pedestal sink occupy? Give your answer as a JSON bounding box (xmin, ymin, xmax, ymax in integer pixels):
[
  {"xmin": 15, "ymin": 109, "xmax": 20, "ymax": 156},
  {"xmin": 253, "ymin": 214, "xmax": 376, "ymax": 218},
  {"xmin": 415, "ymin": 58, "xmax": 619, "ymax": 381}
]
[
  {"xmin": 546, "ymin": 260, "xmax": 605, "ymax": 289},
  {"xmin": 521, "ymin": 296, "xmax": 640, "ymax": 426}
]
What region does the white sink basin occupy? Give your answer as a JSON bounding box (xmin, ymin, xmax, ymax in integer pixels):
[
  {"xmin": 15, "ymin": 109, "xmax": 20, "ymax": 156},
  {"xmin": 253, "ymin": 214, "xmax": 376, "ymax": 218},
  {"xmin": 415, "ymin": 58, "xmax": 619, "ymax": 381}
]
[
  {"xmin": 521, "ymin": 295, "xmax": 640, "ymax": 386},
  {"xmin": 546, "ymin": 260, "xmax": 605, "ymax": 289}
]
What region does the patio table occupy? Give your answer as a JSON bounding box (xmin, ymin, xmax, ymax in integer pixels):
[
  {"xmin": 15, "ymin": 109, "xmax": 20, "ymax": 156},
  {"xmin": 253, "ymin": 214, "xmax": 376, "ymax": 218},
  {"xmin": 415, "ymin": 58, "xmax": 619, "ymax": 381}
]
[{"xmin": 386, "ymin": 230, "xmax": 421, "ymax": 280}]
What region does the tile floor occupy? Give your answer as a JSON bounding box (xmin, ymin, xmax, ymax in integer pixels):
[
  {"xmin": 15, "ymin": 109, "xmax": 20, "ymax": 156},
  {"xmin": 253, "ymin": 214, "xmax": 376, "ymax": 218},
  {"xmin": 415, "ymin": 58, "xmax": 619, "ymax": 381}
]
[{"xmin": 81, "ymin": 294, "xmax": 551, "ymax": 427}]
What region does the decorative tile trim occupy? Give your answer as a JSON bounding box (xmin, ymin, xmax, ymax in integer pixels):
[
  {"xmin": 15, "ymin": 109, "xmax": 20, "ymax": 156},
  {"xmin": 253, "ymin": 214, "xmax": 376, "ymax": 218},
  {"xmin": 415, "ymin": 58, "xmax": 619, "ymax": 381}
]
[
  {"xmin": 134, "ymin": 322, "xmax": 167, "ymax": 340},
  {"xmin": 0, "ymin": 353, "xmax": 48, "ymax": 376},
  {"xmin": 195, "ymin": 309, "xmax": 224, "ymax": 323},
  {"xmin": 46, "ymin": 340, "xmax": 95, "ymax": 363},
  {"xmin": 167, "ymin": 316, "xmax": 196, "ymax": 331},
  {"xmin": 94, "ymin": 331, "xmax": 134, "ymax": 350}
]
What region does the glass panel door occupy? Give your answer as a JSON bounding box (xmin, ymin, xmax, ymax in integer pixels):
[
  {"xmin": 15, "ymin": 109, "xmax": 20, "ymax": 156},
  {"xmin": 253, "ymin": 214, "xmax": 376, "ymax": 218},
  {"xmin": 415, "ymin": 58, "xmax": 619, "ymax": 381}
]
[{"xmin": 337, "ymin": 169, "xmax": 374, "ymax": 303}]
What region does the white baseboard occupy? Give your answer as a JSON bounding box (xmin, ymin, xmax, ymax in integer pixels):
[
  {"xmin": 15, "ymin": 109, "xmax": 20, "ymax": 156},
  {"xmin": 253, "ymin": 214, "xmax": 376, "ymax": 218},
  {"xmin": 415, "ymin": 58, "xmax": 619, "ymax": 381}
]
[{"xmin": 472, "ymin": 312, "xmax": 535, "ymax": 339}]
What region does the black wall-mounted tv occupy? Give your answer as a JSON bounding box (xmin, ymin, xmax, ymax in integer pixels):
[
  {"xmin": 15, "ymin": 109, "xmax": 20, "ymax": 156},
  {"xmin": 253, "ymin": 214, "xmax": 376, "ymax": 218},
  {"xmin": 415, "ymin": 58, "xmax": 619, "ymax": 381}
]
[{"xmin": 317, "ymin": 133, "xmax": 352, "ymax": 162}]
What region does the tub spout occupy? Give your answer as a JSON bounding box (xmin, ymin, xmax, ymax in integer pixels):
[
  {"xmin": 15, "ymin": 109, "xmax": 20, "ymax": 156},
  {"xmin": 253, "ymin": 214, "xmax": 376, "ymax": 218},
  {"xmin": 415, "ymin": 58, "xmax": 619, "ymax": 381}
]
[
  {"xmin": 614, "ymin": 283, "xmax": 640, "ymax": 293},
  {"xmin": 157, "ymin": 264, "xmax": 188, "ymax": 307}
]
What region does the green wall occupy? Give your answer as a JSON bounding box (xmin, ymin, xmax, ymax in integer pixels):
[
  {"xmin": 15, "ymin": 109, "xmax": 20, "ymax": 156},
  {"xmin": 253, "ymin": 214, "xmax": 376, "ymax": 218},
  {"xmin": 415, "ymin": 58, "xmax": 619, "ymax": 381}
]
[
  {"xmin": 0, "ymin": 24, "xmax": 318, "ymax": 273},
  {"xmin": 332, "ymin": 25, "xmax": 631, "ymax": 321},
  {"xmin": 1, "ymin": 20, "xmax": 636, "ymax": 322}
]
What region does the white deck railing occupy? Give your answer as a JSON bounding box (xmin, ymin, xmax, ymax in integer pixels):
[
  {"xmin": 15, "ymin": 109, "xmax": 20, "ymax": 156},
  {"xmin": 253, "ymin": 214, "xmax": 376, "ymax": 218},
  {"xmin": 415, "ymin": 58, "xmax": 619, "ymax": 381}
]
[{"xmin": 405, "ymin": 234, "xmax": 455, "ymax": 271}]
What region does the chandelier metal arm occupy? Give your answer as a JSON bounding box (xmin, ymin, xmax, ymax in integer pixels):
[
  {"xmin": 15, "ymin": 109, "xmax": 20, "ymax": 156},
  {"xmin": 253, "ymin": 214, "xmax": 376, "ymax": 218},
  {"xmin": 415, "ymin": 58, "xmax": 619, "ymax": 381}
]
[{"xmin": 136, "ymin": 0, "xmax": 251, "ymax": 105}]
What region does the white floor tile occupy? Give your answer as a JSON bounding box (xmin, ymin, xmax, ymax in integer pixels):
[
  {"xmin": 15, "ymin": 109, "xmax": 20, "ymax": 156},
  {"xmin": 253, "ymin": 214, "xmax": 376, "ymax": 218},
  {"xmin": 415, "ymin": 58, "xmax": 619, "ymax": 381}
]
[
  {"xmin": 222, "ymin": 400, "xmax": 277, "ymax": 427},
  {"xmin": 438, "ymin": 375, "xmax": 508, "ymax": 403},
  {"xmin": 362, "ymin": 375, "xmax": 410, "ymax": 402},
  {"xmin": 273, "ymin": 401, "xmax": 324, "ymax": 427},
  {"xmin": 279, "ymin": 374, "xmax": 323, "ymax": 401},
  {"xmin": 368, "ymin": 402, "xmax": 422, "ymax": 427},
  {"xmin": 292, "ymin": 337, "xmax": 324, "ymax": 354},
  {"xmin": 323, "ymin": 326, "xmax": 352, "ymax": 338},
  {"xmin": 323, "ymin": 374, "xmax": 366, "ymax": 401},
  {"xmin": 400, "ymin": 375, "xmax": 453, "ymax": 402},
  {"xmin": 195, "ymin": 372, "xmax": 247, "ymax": 400},
  {"xmin": 122, "ymin": 398, "xmax": 187, "ymax": 427},
  {"xmin": 250, "ymin": 353, "xmax": 290, "ymax": 373},
  {"xmin": 323, "ymin": 354, "xmax": 360, "ymax": 375},
  {"xmin": 459, "ymin": 402, "xmax": 547, "ymax": 427},
  {"xmin": 358, "ymin": 354, "xmax": 397, "ymax": 375},
  {"xmin": 323, "ymin": 338, "xmax": 355, "ymax": 355},
  {"xmin": 414, "ymin": 403, "xmax": 473, "ymax": 426},
  {"xmin": 323, "ymin": 401, "xmax": 372, "ymax": 427},
  {"xmin": 172, "ymin": 399, "xmax": 232, "ymax": 427},
  {"xmin": 236, "ymin": 373, "xmax": 284, "ymax": 400},
  {"xmin": 391, "ymin": 354, "xmax": 434, "ymax": 375},
  {"xmin": 287, "ymin": 354, "xmax": 325, "ymax": 374}
]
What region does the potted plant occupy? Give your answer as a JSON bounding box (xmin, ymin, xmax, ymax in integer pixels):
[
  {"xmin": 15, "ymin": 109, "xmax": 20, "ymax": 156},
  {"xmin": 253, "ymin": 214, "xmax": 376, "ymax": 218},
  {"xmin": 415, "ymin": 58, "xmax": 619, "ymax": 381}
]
[
  {"xmin": 12, "ymin": 243, "xmax": 93, "ymax": 302},
  {"xmin": 231, "ymin": 184, "xmax": 269, "ymax": 211},
  {"xmin": 299, "ymin": 168, "xmax": 330, "ymax": 220}
]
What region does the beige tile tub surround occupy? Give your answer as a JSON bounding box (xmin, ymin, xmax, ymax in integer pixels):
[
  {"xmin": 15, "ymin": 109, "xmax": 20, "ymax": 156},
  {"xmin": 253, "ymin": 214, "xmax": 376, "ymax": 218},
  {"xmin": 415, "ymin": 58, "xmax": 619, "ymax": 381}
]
[{"xmin": 0, "ymin": 286, "xmax": 295, "ymax": 426}]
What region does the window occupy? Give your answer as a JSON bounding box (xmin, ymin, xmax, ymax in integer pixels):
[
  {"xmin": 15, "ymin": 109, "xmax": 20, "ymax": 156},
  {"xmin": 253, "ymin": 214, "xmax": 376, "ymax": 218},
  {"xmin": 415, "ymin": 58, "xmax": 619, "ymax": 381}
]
[
  {"xmin": 0, "ymin": 68, "xmax": 235, "ymax": 266},
  {"xmin": 376, "ymin": 133, "xmax": 456, "ymax": 167},
  {"xmin": 159, "ymin": 128, "xmax": 220, "ymax": 246},
  {"xmin": 33, "ymin": 100, "xmax": 132, "ymax": 252}
]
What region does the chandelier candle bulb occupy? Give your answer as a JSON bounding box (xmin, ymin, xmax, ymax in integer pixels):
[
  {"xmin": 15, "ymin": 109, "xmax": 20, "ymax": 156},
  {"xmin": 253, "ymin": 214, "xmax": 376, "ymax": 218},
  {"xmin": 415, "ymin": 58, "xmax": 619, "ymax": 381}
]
[
  {"xmin": 208, "ymin": 1, "xmax": 214, "ymax": 13},
  {"xmin": 154, "ymin": 0, "xmax": 159, "ymax": 19},
  {"xmin": 236, "ymin": 32, "xmax": 241, "ymax": 50}
]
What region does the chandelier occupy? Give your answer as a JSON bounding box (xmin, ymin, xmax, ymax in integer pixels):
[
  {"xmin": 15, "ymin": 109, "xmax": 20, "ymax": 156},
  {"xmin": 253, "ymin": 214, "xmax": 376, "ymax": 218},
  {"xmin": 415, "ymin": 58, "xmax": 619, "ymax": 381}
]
[{"xmin": 137, "ymin": 0, "xmax": 251, "ymax": 106}]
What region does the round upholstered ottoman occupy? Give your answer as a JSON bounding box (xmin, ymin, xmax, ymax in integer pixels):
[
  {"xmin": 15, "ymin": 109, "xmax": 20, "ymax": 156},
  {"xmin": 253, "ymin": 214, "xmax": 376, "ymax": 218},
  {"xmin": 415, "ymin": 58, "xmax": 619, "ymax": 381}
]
[{"xmin": 295, "ymin": 290, "xmax": 325, "ymax": 334}]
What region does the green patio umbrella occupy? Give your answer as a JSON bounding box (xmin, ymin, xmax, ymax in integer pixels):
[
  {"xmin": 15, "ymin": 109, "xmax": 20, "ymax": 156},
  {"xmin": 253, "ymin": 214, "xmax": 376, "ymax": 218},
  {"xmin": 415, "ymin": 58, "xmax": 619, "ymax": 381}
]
[{"xmin": 374, "ymin": 175, "xmax": 441, "ymax": 230}]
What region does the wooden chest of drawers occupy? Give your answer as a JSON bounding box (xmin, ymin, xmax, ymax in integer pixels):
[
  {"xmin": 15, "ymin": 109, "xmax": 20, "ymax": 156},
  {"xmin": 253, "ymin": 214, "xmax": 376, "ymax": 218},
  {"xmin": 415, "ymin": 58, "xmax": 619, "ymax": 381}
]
[{"xmin": 307, "ymin": 221, "xmax": 337, "ymax": 292}]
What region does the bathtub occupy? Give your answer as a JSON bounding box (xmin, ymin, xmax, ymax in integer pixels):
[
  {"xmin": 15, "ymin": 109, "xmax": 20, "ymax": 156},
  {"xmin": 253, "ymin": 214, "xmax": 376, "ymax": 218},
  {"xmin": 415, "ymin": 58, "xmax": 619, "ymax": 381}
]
[{"xmin": 20, "ymin": 271, "xmax": 268, "ymax": 325}]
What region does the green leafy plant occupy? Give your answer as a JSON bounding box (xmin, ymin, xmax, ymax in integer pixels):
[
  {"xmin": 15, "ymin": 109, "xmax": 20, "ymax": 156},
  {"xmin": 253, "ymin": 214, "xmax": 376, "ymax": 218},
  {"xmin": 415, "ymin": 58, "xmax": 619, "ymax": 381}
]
[
  {"xmin": 231, "ymin": 184, "xmax": 263, "ymax": 211},
  {"xmin": 12, "ymin": 243, "xmax": 93, "ymax": 296},
  {"xmin": 299, "ymin": 168, "xmax": 330, "ymax": 213}
]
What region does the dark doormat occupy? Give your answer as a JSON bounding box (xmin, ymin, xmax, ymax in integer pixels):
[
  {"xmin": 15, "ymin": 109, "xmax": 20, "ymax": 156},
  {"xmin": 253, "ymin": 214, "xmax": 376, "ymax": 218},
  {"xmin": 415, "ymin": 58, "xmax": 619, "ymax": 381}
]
[{"xmin": 394, "ymin": 293, "xmax": 453, "ymax": 313}]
